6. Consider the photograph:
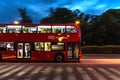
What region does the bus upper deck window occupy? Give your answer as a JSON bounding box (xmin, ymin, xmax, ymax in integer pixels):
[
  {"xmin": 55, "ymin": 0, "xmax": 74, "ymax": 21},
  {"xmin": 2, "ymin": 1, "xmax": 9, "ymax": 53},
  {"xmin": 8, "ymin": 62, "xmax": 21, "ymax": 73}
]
[
  {"xmin": 52, "ymin": 26, "xmax": 65, "ymax": 33},
  {"xmin": 22, "ymin": 26, "xmax": 37, "ymax": 33},
  {"xmin": 7, "ymin": 25, "xmax": 21, "ymax": 33},
  {"xmin": 0, "ymin": 27, "xmax": 6, "ymax": 33},
  {"xmin": 38, "ymin": 26, "xmax": 51, "ymax": 33},
  {"xmin": 66, "ymin": 26, "xmax": 77, "ymax": 33}
]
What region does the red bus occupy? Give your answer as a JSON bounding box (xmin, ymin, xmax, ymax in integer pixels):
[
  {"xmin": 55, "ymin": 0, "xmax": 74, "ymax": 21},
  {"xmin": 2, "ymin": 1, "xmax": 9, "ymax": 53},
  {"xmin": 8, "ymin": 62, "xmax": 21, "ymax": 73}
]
[{"xmin": 0, "ymin": 23, "xmax": 82, "ymax": 61}]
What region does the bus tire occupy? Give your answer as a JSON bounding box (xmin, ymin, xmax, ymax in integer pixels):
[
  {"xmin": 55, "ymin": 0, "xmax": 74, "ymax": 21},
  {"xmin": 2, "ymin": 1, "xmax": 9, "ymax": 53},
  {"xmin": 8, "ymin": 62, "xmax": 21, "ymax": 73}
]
[
  {"xmin": 54, "ymin": 53, "xmax": 64, "ymax": 62},
  {"xmin": 0, "ymin": 54, "xmax": 2, "ymax": 62}
]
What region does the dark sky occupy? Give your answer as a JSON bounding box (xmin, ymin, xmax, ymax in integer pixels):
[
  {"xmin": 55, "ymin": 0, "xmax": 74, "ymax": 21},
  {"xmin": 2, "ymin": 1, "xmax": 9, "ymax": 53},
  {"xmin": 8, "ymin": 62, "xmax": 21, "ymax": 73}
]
[{"xmin": 0, "ymin": 0, "xmax": 120, "ymax": 23}]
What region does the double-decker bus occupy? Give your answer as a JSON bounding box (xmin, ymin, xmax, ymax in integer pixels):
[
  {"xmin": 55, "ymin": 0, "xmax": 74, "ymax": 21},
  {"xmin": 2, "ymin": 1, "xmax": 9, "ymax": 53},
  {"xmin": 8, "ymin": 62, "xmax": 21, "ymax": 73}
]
[{"xmin": 0, "ymin": 23, "xmax": 82, "ymax": 62}]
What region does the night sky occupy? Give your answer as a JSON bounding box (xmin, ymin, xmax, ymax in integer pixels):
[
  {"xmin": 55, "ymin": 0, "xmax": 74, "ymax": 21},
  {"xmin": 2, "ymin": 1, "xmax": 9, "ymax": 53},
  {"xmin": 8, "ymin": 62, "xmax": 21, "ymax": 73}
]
[{"xmin": 0, "ymin": 0, "xmax": 120, "ymax": 23}]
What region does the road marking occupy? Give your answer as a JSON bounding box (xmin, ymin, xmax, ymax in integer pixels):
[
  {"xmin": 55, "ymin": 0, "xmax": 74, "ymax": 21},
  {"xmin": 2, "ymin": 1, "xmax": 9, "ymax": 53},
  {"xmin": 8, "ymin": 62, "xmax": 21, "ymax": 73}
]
[
  {"xmin": 77, "ymin": 67, "xmax": 91, "ymax": 80},
  {"xmin": 41, "ymin": 67, "xmax": 52, "ymax": 75},
  {"xmin": 87, "ymin": 67, "xmax": 106, "ymax": 80},
  {"xmin": 0, "ymin": 65, "xmax": 8, "ymax": 69},
  {"xmin": 53, "ymin": 67, "xmax": 63, "ymax": 80},
  {"xmin": 108, "ymin": 68, "xmax": 120, "ymax": 75},
  {"xmin": 0, "ymin": 65, "xmax": 25, "ymax": 79},
  {"xmin": 28, "ymin": 66, "xmax": 43, "ymax": 76},
  {"xmin": 38, "ymin": 67, "xmax": 52, "ymax": 80},
  {"xmin": 24, "ymin": 66, "xmax": 43, "ymax": 80},
  {"xmin": 66, "ymin": 67, "xmax": 76, "ymax": 80},
  {"xmin": 0, "ymin": 65, "xmax": 16, "ymax": 74},
  {"xmin": 31, "ymin": 66, "xmax": 43, "ymax": 74},
  {"xmin": 0, "ymin": 65, "xmax": 120, "ymax": 80},
  {"xmin": 16, "ymin": 66, "xmax": 34, "ymax": 77},
  {"xmin": 98, "ymin": 68, "xmax": 120, "ymax": 80}
]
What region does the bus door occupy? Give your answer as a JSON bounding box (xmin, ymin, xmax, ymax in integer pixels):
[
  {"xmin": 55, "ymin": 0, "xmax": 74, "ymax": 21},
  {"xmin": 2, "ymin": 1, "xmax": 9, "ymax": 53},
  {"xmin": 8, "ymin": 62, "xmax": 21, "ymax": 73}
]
[
  {"xmin": 67, "ymin": 43, "xmax": 79, "ymax": 60},
  {"xmin": 17, "ymin": 43, "xmax": 31, "ymax": 59}
]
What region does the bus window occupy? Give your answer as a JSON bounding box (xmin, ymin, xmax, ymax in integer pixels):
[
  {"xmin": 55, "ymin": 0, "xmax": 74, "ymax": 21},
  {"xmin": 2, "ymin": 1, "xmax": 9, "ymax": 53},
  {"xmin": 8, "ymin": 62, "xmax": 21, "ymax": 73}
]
[
  {"xmin": 0, "ymin": 42, "xmax": 6, "ymax": 50},
  {"xmin": 51, "ymin": 43, "xmax": 64, "ymax": 50},
  {"xmin": 34, "ymin": 42, "xmax": 44, "ymax": 51},
  {"xmin": 38, "ymin": 26, "xmax": 51, "ymax": 33},
  {"xmin": 52, "ymin": 26, "xmax": 65, "ymax": 33},
  {"xmin": 7, "ymin": 42, "xmax": 14, "ymax": 51},
  {"xmin": 44, "ymin": 42, "xmax": 51, "ymax": 51},
  {"xmin": 0, "ymin": 27, "xmax": 6, "ymax": 33},
  {"xmin": 67, "ymin": 43, "xmax": 79, "ymax": 59},
  {"xmin": 25, "ymin": 43, "xmax": 31, "ymax": 58},
  {"xmin": 22, "ymin": 26, "xmax": 37, "ymax": 33},
  {"xmin": 66, "ymin": 26, "xmax": 77, "ymax": 33},
  {"xmin": 7, "ymin": 25, "xmax": 21, "ymax": 33},
  {"xmin": 73, "ymin": 43, "xmax": 79, "ymax": 58}
]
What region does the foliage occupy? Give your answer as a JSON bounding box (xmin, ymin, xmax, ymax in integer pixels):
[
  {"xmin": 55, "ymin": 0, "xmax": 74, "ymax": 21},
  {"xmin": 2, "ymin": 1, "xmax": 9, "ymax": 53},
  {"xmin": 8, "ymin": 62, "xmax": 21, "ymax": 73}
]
[
  {"xmin": 40, "ymin": 8, "xmax": 75, "ymax": 23},
  {"xmin": 87, "ymin": 9, "xmax": 120, "ymax": 45},
  {"xmin": 40, "ymin": 8, "xmax": 120, "ymax": 45},
  {"xmin": 18, "ymin": 8, "xmax": 32, "ymax": 23}
]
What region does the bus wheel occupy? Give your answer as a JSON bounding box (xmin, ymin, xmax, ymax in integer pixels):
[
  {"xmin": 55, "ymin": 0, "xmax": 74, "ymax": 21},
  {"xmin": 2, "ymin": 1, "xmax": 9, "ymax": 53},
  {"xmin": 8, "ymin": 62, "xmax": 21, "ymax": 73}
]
[
  {"xmin": 0, "ymin": 54, "xmax": 2, "ymax": 62},
  {"xmin": 55, "ymin": 53, "xmax": 64, "ymax": 62}
]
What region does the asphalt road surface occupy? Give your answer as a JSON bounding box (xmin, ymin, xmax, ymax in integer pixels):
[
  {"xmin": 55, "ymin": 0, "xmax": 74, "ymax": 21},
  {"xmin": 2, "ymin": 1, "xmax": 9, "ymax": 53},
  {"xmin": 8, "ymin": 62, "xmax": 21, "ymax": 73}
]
[{"xmin": 0, "ymin": 54, "xmax": 120, "ymax": 80}]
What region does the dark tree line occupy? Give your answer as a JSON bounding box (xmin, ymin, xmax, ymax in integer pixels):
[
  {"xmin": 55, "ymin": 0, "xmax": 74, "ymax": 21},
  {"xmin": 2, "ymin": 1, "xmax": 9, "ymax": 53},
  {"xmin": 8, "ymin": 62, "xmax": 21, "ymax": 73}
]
[
  {"xmin": 88, "ymin": 9, "xmax": 120, "ymax": 45},
  {"xmin": 18, "ymin": 8, "xmax": 120, "ymax": 45},
  {"xmin": 18, "ymin": 8, "xmax": 32, "ymax": 23},
  {"xmin": 40, "ymin": 8, "xmax": 75, "ymax": 23}
]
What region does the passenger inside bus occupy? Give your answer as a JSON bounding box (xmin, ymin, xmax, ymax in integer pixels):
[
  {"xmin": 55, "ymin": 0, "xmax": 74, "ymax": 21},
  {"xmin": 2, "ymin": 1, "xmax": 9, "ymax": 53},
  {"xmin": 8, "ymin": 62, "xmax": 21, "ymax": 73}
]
[{"xmin": 25, "ymin": 44, "xmax": 30, "ymax": 58}]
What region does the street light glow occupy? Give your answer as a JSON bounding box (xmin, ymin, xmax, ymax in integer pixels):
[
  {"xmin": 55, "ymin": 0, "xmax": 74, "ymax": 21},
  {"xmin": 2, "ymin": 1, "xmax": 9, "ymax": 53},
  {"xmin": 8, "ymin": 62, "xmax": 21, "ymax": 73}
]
[
  {"xmin": 75, "ymin": 20, "xmax": 80, "ymax": 25},
  {"xmin": 13, "ymin": 21, "xmax": 19, "ymax": 24}
]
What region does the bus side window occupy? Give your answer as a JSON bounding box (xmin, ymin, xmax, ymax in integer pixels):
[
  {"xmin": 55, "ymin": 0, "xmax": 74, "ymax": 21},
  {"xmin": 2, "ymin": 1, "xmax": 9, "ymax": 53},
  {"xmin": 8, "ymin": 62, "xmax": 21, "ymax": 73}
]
[
  {"xmin": 66, "ymin": 26, "xmax": 77, "ymax": 33},
  {"xmin": 34, "ymin": 42, "xmax": 44, "ymax": 51},
  {"xmin": 0, "ymin": 27, "xmax": 6, "ymax": 33},
  {"xmin": 7, "ymin": 42, "xmax": 14, "ymax": 51},
  {"xmin": 22, "ymin": 26, "xmax": 36, "ymax": 33},
  {"xmin": 0, "ymin": 42, "xmax": 6, "ymax": 50},
  {"xmin": 44, "ymin": 42, "xmax": 51, "ymax": 51},
  {"xmin": 7, "ymin": 26, "xmax": 21, "ymax": 33},
  {"xmin": 38, "ymin": 26, "xmax": 51, "ymax": 33},
  {"xmin": 52, "ymin": 26, "xmax": 65, "ymax": 33}
]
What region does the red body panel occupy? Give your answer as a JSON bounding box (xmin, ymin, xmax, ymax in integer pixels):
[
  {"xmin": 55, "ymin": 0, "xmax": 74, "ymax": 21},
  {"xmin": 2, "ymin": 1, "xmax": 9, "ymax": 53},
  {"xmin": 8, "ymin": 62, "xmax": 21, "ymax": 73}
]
[
  {"xmin": 0, "ymin": 23, "xmax": 81, "ymax": 61},
  {"xmin": 0, "ymin": 33, "xmax": 80, "ymax": 42},
  {"xmin": 31, "ymin": 51, "xmax": 66, "ymax": 61},
  {"xmin": 0, "ymin": 51, "xmax": 16, "ymax": 60}
]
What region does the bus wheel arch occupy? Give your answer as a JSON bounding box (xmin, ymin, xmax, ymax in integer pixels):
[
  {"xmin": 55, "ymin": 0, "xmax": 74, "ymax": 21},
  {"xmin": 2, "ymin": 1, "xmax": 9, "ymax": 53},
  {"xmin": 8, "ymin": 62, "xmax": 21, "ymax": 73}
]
[{"xmin": 54, "ymin": 53, "xmax": 64, "ymax": 62}]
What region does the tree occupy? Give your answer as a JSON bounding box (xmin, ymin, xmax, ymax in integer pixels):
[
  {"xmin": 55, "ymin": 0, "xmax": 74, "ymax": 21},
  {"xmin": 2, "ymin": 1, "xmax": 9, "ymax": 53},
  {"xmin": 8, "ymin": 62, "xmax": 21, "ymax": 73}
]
[
  {"xmin": 40, "ymin": 7, "xmax": 120, "ymax": 45},
  {"xmin": 18, "ymin": 8, "xmax": 32, "ymax": 23},
  {"xmin": 73, "ymin": 9, "xmax": 81, "ymax": 19},
  {"xmin": 89, "ymin": 9, "xmax": 120, "ymax": 45},
  {"xmin": 40, "ymin": 8, "xmax": 75, "ymax": 23}
]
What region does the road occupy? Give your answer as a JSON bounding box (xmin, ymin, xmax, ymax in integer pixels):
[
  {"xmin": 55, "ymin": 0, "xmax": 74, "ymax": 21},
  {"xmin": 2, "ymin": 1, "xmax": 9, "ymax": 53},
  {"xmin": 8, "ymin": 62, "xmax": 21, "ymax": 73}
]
[
  {"xmin": 82, "ymin": 54, "xmax": 120, "ymax": 64},
  {"xmin": 0, "ymin": 54, "xmax": 120, "ymax": 80}
]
